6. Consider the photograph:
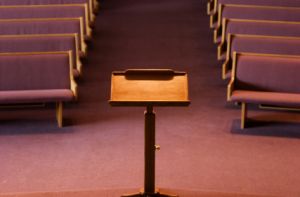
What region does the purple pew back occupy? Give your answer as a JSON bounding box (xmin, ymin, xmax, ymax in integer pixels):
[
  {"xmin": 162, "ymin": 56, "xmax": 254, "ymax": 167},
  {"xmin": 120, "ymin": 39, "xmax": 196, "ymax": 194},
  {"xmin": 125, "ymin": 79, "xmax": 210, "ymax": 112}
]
[
  {"xmin": 222, "ymin": 6, "xmax": 300, "ymax": 24},
  {"xmin": 0, "ymin": 34, "xmax": 81, "ymax": 76},
  {"xmin": 235, "ymin": 54, "xmax": 300, "ymax": 93},
  {"xmin": 0, "ymin": 18, "xmax": 85, "ymax": 53},
  {"xmin": 226, "ymin": 20, "xmax": 300, "ymax": 41},
  {"xmin": 0, "ymin": 5, "xmax": 90, "ymax": 37},
  {"xmin": 218, "ymin": 0, "xmax": 300, "ymax": 7},
  {"xmin": 0, "ymin": 53, "xmax": 71, "ymax": 91}
]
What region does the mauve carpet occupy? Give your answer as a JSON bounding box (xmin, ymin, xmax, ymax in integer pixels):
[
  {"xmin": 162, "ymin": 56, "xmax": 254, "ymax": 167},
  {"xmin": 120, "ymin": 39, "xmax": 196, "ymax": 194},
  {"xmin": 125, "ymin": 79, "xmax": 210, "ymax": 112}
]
[{"xmin": 0, "ymin": 0, "xmax": 300, "ymax": 197}]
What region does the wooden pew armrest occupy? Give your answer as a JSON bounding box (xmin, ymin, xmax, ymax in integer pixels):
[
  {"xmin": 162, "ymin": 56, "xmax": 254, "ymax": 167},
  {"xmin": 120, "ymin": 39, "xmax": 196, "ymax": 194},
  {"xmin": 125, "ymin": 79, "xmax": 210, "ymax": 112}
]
[
  {"xmin": 227, "ymin": 78, "xmax": 234, "ymax": 101},
  {"xmin": 222, "ymin": 59, "xmax": 231, "ymax": 80}
]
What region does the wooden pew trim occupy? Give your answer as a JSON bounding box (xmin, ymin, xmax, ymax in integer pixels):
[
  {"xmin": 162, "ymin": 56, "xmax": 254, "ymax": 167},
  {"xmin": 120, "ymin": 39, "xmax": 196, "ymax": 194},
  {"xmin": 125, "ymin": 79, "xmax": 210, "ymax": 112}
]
[
  {"xmin": 68, "ymin": 51, "xmax": 78, "ymax": 99},
  {"xmin": 56, "ymin": 101, "xmax": 63, "ymax": 127},
  {"xmin": 241, "ymin": 102, "xmax": 247, "ymax": 129},
  {"xmin": 227, "ymin": 51, "xmax": 237, "ymax": 101}
]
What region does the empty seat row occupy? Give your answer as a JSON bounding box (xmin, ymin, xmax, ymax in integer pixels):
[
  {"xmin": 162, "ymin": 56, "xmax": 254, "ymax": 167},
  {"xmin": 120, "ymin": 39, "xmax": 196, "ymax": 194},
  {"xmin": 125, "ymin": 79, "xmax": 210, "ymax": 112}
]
[
  {"xmin": 0, "ymin": 51, "xmax": 77, "ymax": 127},
  {"xmin": 0, "ymin": 0, "xmax": 98, "ymax": 19},
  {"xmin": 0, "ymin": 18, "xmax": 86, "ymax": 78},
  {"xmin": 213, "ymin": 5, "xmax": 300, "ymax": 45},
  {"xmin": 0, "ymin": 4, "xmax": 92, "ymax": 38},
  {"xmin": 205, "ymin": 0, "xmax": 300, "ymax": 128},
  {"xmin": 227, "ymin": 53, "xmax": 300, "ymax": 128},
  {"xmin": 207, "ymin": 0, "xmax": 300, "ymax": 19},
  {"xmin": 222, "ymin": 35, "xmax": 300, "ymax": 80},
  {"xmin": 0, "ymin": 34, "xmax": 82, "ymax": 77},
  {"xmin": 0, "ymin": 0, "xmax": 100, "ymax": 127},
  {"xmin": 217, "ymin": 19, "xmax": 300, "ymax": 62}
]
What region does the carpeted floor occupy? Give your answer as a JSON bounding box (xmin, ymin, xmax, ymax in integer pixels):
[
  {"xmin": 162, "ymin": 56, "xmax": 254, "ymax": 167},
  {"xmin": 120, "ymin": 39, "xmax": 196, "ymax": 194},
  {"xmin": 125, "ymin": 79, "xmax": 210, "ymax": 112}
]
[
  {"xmin": 0, "ymin": 0, "xmax": 300, "ymax": 197},
  {"xmin": 0, "ymin": 188, "xmax": 277, "ymax": 197}
]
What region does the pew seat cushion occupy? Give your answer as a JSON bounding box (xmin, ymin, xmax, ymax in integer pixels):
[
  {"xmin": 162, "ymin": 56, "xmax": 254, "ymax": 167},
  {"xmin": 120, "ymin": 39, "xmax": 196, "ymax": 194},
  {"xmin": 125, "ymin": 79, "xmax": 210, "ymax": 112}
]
[
  {"xmin": 0, "ymin": 89, "xmax": 74, "ymax": 104},
  {"xmin": 231, "ymin": 90, "xmax": 300, "ymax": 108}
]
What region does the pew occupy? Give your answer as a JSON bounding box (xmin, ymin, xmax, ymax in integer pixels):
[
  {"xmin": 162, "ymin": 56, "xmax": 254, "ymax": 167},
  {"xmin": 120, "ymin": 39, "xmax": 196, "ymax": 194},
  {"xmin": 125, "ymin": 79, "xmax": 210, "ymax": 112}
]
[
  {"xmin": 217, "ymin": 19, "xmax": 300, "ymax": 61},
  {"xmin": 209, "ymin": 0, "xmax": 300, "ymax": 27},
  {"xmin": 0, "ymin": 34, "xmax": 82, "ymax": 77},
  {"xmin": 227, "ymin": 52, "xmax": 300, "ymax": 129},
  {"xmin": 222, "ymin": 34, "xmax": 300, "ymax": 79},
  {"xmin": 0, "ymin": 18, "xmax": 87, "ymax": 56},
  {"xmin": 213, "ymin": 4, "xmax": 300, "ymax": 37},
  {"xmin": 0, "ymin": 4, "xmax": 92, "ymax": 39},
  {"xmin": 0, "ymin": 0, "xmax": 95, "ymax": 23},
  {"xmin": 0, "ymin": 51, "xmax": 77, "ymax": 127}
]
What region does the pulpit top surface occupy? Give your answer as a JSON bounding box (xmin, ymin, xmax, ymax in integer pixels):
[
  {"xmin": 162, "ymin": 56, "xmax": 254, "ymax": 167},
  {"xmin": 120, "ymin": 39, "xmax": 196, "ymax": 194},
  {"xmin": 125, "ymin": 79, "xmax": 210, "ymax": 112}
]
[{"xmin": 109, "ymin": 69, "xmax": 190, "ymax": 106}]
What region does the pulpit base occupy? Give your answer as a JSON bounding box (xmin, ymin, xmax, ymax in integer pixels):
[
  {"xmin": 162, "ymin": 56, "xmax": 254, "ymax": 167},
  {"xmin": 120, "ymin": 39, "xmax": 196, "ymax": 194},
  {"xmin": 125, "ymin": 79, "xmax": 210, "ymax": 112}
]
[{"xmin": 121, "ymin": 188, "xmax": 178, "ymax": 197}]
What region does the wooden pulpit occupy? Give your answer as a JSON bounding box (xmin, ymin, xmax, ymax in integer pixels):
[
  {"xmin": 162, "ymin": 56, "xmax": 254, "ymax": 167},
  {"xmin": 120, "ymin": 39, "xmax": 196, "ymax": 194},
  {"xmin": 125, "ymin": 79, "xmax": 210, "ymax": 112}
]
[{"xmin": 109, "ymin": 69, "xmax": 190, "ymax": 197}]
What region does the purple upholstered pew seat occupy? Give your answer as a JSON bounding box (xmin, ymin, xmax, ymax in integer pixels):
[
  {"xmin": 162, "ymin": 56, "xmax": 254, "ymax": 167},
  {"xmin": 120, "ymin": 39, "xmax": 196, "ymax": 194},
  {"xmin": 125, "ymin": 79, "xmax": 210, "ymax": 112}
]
[
  {"xmin": 222, "ymin": 35, "xmax": 300, "ymax": 79},
  {"xmin": 0, "ymin": 51, "xmax": 77, "ymax": 127},
  {"xmin": 0, "ymin": 5, "xmax": 91, "ymax": 39},
  {"xmin": 0, "ymin": 18, "xmax": 87, "ymax": 56},
  {"xmin": 0, "ymin": 0, "xmax": 95, "ymax": 22},
  {"xmin": 227, "ymin": 52, "xmax": 300, "ymax": 129},
  {"xmin": 0, "ymin": 34, "xmax": 82, "ymax": 77},
  {"xmin": 213, "ymin": 5, "xmax": 300, "ymax": 41},
  {"xmin": 217, "ymin": 19, "xmax": 300, "ymax": 62},
  {"xmin": 209, "ymin": 0, "xmax": 300, "ymax": 27}
]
